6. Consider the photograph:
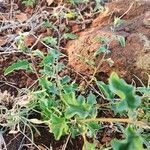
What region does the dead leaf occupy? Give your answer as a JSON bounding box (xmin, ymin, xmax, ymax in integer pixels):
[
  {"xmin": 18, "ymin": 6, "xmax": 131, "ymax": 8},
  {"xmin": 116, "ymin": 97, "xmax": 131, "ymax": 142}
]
[
  {"xmin": 29, "ymin": 119, "xmax": 44, "ymax": 124},
  {"xmin": 15, "ymin": 13, "xmax": 28, "ymax": 22},
  {"xmin": 9, "ymin": 130, "xmax": 19, "ymax": 134},
  {"xmin": 38, "ymin": 145, "xmax": 47, "ymax": 150},
  {"xmin": 0, "ymin": 37, "xmax": 7, "ymax": 46},
  {"xmin": 25, "ymin": 7, "xmax": 33, "ymax": 14},
  {"xmin": 46, "ymin": 0, "xmax": 54, "ymax": 6},
  {"xmin": 24, "ymin": 35, "xmax": 36, "ymax": 47},
  {"xmin": 72, "ymin": 24, "xmax": 80, "ymax": 33}
]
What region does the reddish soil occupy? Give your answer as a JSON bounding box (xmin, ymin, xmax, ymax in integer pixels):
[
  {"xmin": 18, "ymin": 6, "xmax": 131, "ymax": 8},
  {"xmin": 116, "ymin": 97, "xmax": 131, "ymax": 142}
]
[
  {"xmin": 67, "ymin": 0, "xmax": 150, "ymax": 83},
  {"xmin": 0, "ymin": 53, "xmax": 37, "ymax": 96}
]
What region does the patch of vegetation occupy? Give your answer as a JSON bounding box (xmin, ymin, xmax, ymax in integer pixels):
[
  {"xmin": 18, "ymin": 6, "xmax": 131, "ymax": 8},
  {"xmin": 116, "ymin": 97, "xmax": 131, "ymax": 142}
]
[
  {"xmin": 2, "ymin": 47, "xmax": 150, "ymax": 149},
  {"xmin": 1, "ymin": 0, "xmax": 150, "ymax": 149},
  {"xmin": 21, "ymin": 0, "xmax": 36, "ymax": 7}
]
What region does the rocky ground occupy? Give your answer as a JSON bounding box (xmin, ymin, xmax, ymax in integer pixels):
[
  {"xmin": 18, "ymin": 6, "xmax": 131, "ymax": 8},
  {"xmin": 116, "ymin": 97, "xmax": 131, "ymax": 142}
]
[{"xmin": 67, "ymin": 0, "xmax": 150, "ymax": 83}]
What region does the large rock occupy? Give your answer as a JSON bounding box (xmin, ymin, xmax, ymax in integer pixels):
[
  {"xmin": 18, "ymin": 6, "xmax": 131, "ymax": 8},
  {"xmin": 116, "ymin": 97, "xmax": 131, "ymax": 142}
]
[{"xmin": 67, "ymin": 0, "xmax": 150, "ymax": 82}]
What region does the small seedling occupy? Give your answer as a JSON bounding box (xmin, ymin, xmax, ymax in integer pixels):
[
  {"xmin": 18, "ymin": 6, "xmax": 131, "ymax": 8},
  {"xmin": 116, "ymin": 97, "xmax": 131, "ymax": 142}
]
[{"xmin": 21, "ymin": 0, "xmax": 36, "ymax": 7}]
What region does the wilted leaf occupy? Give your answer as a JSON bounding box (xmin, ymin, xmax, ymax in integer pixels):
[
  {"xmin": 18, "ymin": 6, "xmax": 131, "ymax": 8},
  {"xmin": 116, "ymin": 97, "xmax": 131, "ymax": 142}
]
[
  {"xmin": 63, "ymin": 33, "xmax": 78, "ymax": 40},
  {"xmin": 15, "ymin": 13, "xmax": 28, "ymax": 22},
  {"xmin": 0, "ymin": 36, "xmax": 7, "ymax": 46},
  {"xmin": 66, "ymin": 12, "xmax": 75, "ymax": 19},
  {"xmin": 46, "ymin": 0, "xmax": 54, "ymax": 5},
  {"xmin": 17, "ymin": 98, "xmax": 30, "ymax": 106},
  {"xmin": 24, "ymin": 35, "xmax": 36, "ymax": 47},
  {"xmin": 29, "ymin": 119, "xmax": 44, "ymax": 124},
  {"xmin": 106, "ymin": 58, "xmax": 114, "ymax": 67},
  {"xmin": 9, "ymin": 130, "xmax": 19, "ymax": 134}
]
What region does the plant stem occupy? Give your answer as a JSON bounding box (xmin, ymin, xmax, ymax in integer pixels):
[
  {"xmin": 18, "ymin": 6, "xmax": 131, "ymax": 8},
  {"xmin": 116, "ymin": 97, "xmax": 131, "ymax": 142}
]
[
  {"xmin": 78, "ymin": 118, "xmax": 150, "ymax": 129},
  {"xmin": 85, "ymin": 53, "xmax": 106, "ymax": 89},
  {"xmin": 79, "ymin": 118, "xmax": 131, "ymax": 123}
]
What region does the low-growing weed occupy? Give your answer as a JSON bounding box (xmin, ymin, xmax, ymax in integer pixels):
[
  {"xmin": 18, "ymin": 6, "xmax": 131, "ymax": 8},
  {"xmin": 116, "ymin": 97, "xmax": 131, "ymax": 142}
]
[
  {"xmin": 21, "ymin": 0, "xmax": 36, "ymax": 7},
  {"xmin": 3, "ymin": 47, "xmax": 150, "ymax": 149}
]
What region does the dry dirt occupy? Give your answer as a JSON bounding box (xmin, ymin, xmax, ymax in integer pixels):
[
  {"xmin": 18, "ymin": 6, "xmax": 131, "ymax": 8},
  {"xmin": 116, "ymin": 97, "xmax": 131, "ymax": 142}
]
[{"xmin": 67, "ymin": 0, "xmax": 150, "ymax": 83}]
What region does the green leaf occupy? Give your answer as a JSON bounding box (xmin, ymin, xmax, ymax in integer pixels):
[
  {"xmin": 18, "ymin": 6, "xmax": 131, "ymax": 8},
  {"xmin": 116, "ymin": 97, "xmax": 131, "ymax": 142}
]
[
  {"xmin": 63, "ymin": 33, "xmax": 78, "ymax": 40},
  {"xmin": 38, "ymin": 94, "xmax": 59, "ymax": 120},
  {"xmin": 114, "ymin": 17, "xmax": 124, "ymax": 28},
  {"xmin": 112, "ymin": 100, "xmax": 127, "ymax": 113},
  {"xmin": 39, "ymin": 77, "xmax": 51, "ymax": 91},
  {"xmin": 65, "ymin": 94, "xmax": 94, "ymax": 119},
  {"xmin": 109, "ymin": 72, "xmax": 141, "ymax": 112},
  {"xmin": 60, "ymin": 75, "xmax": 71, "ymax": 85},
  {"xmin": 41, "ymin": 54, "xmax": 54, "ymax": 65},
  {"xmin": 43, "ymin": 20, "xmax": 53, "ymax": 29},
  {"xmin": 4, "ymin": 60, "xmax": 31, "ymax": 75},
  {"xmin": 87, "ymin": 122, "xmax": 101, "ymax": 137},
  {"xmin": 33, "ymin": 49, "xmax": 44, "ymax": 58},
  {"xmin": 22, "ymin": 0, "xmax": 36, "ymax": 7},
  {"xmin": 94, "ymin": 45, "xmax": 108, "ymax": 57},
  {"xmin": 42, "ymin": 36, "xmax": 57, "ymax": 47},
  {"xmin": 83, "ymin": 139, "xmax": 96, "ymax": 150},
  {"xmin": 41, "ymin": 49, "xmax": 60, "ymax": 65},
  {"xmin": 137, "ymin": 86, "xmax": 150, "ymax": 94},
  {"xmin": 61, "ymin": 92, "xmax": 76, "ymax": 105},
  {"xmin": 63, "ymin": 84, "xmax": 77, "ymax": 93},
  {"xmin": 87, "ymin": 92, "xmax": 97, "ymax": 105},
  {"xmin": 94, "ymin": 0, "xmax": 104, "ymax": 12},
  {"xmin": 77, "ymin": 54, "xmax": 95, "ymax": 67},
  {"xmin": 97, "ymin": 81, "xmax": 114, "ymax": 100},
  {"xmin": 39, "ymin": 66, "xmax": 53, "ymax": 77},
  {"xmin": 48, "ymin": 48, "xmax": 61, "ymax": 58},
  {"xmin": 69, "ymin": 0, "xmax": 89, "ymax": 4},
  {"xmin": 65, "ymin": 104, "xmax": 90, "ymax": 119},
  {"xmin": 39, "ymin": 77, "xmax": 58, "ymax": 95},
  {"xmin": 117, "ymin": 35, "xmax": 126, "ymax": 47},
  {"xmin": 55, "ymin": 62, "xmax": 65, "ymax": 72},
  {"xmin": 78, "ymin": 95, "xmax": 86, "ymax": 105},
  {"xmin": 50, "ymin": 114, "xmax": 68, "ymax": 140},
  {"xmin": 112, "ymin": 126, "xmax": 144, "ymax": 150},
  {"xmin": 63, "ymin": 91, "xmax": 97, "ymax": 119},
  {"xmin": 95, "ymin": 36, "xmax": 109, "ymax": 44},
  {"xmin": 70, "ymin": 126, "xmax": 81, "ymax": 138}
]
